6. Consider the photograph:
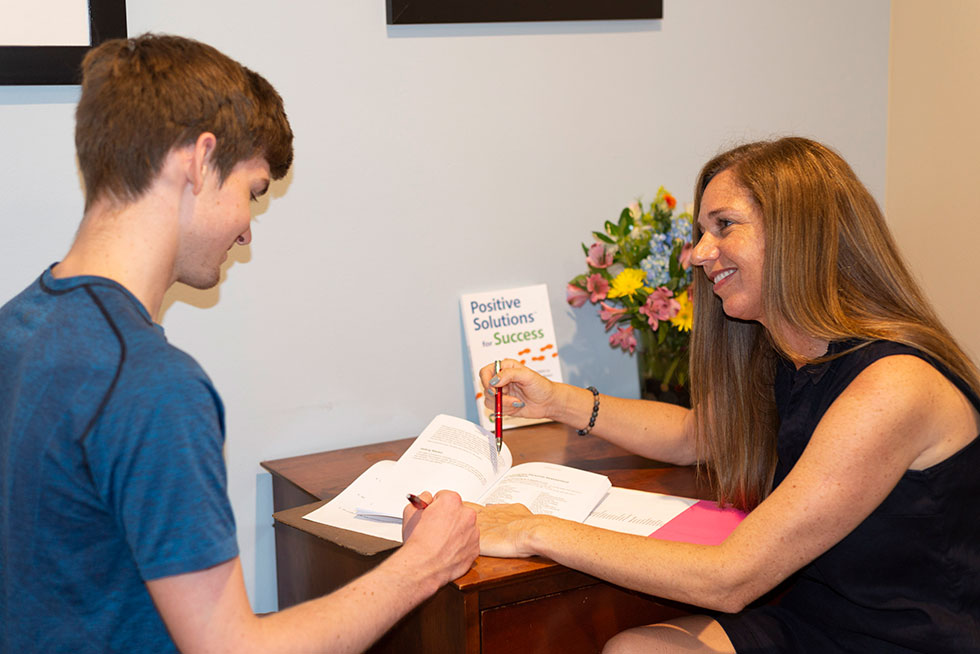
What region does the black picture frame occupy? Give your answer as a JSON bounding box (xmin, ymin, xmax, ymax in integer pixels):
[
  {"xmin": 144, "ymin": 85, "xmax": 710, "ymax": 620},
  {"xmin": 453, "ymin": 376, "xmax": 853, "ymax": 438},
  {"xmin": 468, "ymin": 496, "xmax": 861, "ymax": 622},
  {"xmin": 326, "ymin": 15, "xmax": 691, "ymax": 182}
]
[
  {"xmin": 0, "ymin": 0, "xmax": 127, "ymax": 85},
  {"xmin": 387, "ymin": 0, "xmax": 663, "ymax": 25}
]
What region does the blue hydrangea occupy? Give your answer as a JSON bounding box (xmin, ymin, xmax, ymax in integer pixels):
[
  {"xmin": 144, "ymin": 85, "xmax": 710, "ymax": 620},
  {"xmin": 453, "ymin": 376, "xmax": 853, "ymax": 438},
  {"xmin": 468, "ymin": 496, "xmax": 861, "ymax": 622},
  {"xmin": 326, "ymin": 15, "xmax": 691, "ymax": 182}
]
[
  {"xmin": 668, "ymin": 215, "xmax": 692, "ymax": 245},
  {"xmin": 640, "ymin": 232, "xmax": 672, "ymax": 288}
]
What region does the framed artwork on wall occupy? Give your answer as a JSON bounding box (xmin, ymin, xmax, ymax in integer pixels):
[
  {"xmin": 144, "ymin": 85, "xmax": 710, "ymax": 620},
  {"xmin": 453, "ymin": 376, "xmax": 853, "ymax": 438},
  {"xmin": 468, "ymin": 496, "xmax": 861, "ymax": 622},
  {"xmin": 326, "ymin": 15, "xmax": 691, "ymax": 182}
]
[
  {"xmin": 387, "ymin": 0, "xmax": 663, "ymax": 25},
  {"xmin": 0, "ymin": 0, "xmax": 127, "ymax": 85}
]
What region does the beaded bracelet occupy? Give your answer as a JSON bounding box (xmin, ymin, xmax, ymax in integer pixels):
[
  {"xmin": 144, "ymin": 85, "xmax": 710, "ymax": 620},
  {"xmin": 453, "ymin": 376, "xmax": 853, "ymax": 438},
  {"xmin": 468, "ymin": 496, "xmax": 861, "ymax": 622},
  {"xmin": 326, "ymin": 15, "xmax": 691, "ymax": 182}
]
[{"xmin": 577, "ymin": 386, "xmax": 600, "ymax": 436}]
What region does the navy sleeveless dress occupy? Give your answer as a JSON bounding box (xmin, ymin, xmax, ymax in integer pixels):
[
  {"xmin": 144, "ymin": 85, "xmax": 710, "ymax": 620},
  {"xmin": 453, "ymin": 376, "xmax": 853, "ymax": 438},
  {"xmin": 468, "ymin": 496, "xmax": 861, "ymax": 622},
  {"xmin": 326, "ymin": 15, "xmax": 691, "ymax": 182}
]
[{"xmin": 716, "ymin": 340, "xmax": 980, "ymax": 653}]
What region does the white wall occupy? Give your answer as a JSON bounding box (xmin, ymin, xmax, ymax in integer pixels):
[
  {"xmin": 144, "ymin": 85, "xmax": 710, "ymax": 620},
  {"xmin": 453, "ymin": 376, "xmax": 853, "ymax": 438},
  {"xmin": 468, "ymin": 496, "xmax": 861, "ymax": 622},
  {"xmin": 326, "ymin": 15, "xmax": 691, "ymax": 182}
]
[
  {"xmin": 0, "ymin": 0, "xmax": 891, "ymax": 611},
  {"xmin": 887, "ymin": 0, "xmax": 980, "ymax": 365}
]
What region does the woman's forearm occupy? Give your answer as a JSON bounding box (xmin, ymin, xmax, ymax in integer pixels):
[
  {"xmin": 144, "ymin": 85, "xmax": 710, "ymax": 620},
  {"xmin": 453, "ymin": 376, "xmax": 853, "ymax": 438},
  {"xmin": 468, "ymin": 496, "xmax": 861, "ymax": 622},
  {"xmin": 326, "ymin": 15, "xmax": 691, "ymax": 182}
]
[{"xmin": 548, "ymin": 384, "xmax": 698, "ymax": 465}]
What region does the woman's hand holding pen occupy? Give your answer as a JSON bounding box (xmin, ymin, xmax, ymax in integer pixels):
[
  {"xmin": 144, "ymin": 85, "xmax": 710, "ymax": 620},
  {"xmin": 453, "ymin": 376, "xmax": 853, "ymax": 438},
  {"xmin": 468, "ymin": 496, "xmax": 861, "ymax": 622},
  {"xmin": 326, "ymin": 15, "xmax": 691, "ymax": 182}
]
[{"xmin": 479, "ymin": 359, "xmax": 559, "ymax": 421}]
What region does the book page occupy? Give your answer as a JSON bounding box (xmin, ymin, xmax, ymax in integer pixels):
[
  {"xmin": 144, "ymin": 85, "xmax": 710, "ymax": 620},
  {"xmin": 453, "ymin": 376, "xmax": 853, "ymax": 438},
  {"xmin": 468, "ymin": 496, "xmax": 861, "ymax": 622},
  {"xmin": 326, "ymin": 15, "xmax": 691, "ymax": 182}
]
[
  {"xmin": 583, "ymin": 487, "xmax": 697, "ymax": 536},
  {"xmin": 357, "ymin": 414, "xmax": 513, "ymax": 519},
  {"xmin": 303, "ymin": 460, "xmax": 405, "ymax": 542},
  {"xmin": 479, "ymin": 461, "xmax": 611, "ymax": 522}
]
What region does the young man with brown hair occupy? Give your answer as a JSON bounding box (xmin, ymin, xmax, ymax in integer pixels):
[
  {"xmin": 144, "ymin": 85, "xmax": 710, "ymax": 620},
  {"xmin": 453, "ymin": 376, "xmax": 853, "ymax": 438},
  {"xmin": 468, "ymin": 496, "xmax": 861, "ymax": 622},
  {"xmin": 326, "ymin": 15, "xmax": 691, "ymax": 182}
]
[{"xmin": 0, "ymin": 33, "xmax": 478, "ymax": 653}]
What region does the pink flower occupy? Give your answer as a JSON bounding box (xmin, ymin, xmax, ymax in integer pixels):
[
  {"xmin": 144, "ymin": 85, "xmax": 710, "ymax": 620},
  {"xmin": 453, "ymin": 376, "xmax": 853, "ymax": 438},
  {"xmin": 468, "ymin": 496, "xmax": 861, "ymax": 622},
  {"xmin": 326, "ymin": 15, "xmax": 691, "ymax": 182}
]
[
  {"xmin": 586, "ymin": 243, "xmax": 614, "ymax": 269},
  {"xmin": 609, "ymin": 325, "xmax": 637, "ymax": 354},
  {"xmin": 566, "ymin": 283, "xmax": 589, "ymax": 307},
  {"xmin": 639, "ymin": 287, "xmax": 681, "ymax": 330},
  {"xmin": 586, "ymin": 274, "xmax": 609, "ymax": 303},
  {"xmin": 599, "ymin": 302, "xmax": 627, "ymax": 331},
  {"xmin": 679, "ymin": 242, "xmax": 693, "ymax": 270}
]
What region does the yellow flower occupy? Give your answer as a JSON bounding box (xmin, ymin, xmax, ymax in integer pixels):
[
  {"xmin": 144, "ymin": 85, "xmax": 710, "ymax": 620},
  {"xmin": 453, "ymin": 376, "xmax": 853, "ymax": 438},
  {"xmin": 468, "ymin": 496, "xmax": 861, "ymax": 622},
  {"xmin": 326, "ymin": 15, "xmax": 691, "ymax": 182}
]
[
  {"xmin": 607, "ymin": 268, "xmax": 650, "ymax": 300},
  {"xmin": 669, "ymin": 289, "xmax": 693, "ymax": 332}
]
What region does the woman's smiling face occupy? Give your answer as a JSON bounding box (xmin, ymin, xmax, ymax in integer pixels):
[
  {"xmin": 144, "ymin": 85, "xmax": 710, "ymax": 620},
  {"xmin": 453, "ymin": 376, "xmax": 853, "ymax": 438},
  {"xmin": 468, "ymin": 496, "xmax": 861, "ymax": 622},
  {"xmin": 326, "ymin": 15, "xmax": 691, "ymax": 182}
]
[{"xmin": 692, "ymin": 169, "xmax": 767, "ymax": 325}]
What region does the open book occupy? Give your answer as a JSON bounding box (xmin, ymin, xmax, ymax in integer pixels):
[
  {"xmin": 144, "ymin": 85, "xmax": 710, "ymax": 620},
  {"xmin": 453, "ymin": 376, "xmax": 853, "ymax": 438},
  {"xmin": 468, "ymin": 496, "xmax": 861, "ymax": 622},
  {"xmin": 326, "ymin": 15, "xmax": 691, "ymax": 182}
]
[
  {"xmin": 303, "ymin": 414, "xmax": 611, "ymax": 542},
  {"xmin": 301, "ymin": 414, "xmax": 747, "ymax": 545}
]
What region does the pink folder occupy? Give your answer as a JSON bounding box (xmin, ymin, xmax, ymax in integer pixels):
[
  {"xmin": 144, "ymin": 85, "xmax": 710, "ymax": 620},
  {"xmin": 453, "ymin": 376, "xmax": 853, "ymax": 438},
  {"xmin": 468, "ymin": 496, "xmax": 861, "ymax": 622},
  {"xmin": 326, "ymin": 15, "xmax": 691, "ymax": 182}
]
[{"xmin": 649, "ymin": 500, "xmax": 746, "ymax": 545}]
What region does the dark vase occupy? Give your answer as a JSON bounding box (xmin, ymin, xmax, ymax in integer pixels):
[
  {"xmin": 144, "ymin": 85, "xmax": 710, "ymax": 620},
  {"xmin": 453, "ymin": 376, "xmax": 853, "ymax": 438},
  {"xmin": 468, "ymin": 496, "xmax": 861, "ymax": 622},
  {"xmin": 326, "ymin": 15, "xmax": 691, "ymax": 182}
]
[
  {"xmin": 638, "ymin": 375, "xmax": 691, "ymax": 407},
  {"xmin": 635, "ymin": 327, "xmax": 690, "ymax": 408}
]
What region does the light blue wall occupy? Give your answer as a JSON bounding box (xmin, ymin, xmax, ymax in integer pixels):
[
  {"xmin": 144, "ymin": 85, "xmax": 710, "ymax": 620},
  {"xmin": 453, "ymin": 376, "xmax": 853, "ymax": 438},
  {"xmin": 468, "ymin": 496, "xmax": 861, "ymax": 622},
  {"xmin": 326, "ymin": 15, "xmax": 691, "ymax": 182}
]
[{"xmin": 0, "ymin": 0, "xmax": 891, "ymax": 611}]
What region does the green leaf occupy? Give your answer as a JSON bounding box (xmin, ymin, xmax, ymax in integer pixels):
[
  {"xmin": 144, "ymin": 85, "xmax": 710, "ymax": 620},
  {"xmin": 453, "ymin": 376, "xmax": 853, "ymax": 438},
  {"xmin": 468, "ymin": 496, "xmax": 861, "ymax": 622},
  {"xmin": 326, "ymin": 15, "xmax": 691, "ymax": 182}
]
[
  {"xmin": 593, "ymin": 231, "xmax": 615, "ymax": 244},
  {"xmin": 662, "ymin": 357, "xmax": 680, "ymax": 387},
  {"xmin": 618, "ymin": 208, "xmax": 634, "ymax": 234}
]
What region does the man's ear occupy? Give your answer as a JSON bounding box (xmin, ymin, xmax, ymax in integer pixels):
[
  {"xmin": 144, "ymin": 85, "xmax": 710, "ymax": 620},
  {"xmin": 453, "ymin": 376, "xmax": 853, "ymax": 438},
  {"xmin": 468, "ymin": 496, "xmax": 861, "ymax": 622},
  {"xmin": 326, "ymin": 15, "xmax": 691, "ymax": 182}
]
[{"xmin": 190, "ymin": 132, "xmax": 218, "ymax": 195}]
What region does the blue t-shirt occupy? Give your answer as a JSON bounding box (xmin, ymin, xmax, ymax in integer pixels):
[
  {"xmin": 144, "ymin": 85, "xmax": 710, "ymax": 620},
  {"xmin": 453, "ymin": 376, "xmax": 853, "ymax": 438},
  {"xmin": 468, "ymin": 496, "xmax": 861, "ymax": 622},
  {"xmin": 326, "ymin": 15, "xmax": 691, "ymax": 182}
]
[{"xmin": 0, "ymin": 267, "xmax": 239, "ymax": 653}]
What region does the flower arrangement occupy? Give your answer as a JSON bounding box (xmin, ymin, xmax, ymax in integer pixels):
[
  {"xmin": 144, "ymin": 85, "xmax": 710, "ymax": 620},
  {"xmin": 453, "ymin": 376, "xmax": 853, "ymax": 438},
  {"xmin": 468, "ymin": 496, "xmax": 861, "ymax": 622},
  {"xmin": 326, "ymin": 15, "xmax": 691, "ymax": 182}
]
[{"xmin": 567, "ymin": 187, "xmax": 694, "ymax": 400}]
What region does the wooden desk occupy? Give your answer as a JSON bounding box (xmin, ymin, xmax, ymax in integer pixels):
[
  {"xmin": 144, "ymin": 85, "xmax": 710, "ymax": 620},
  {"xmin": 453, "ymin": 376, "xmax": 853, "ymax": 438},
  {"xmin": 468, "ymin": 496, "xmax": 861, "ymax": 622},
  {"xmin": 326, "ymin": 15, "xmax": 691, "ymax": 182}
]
[{"xmin": 261, "ymin": 422, "xmax": 711, "ymax": 653}]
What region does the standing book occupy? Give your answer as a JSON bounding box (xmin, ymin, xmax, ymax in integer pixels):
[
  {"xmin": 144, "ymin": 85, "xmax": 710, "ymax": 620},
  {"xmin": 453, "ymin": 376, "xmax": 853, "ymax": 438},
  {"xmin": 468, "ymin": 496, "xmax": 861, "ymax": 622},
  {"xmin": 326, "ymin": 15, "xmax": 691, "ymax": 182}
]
[{"xmin": 459, "ymin": 284, "xmax": 563, "ymax": 431}]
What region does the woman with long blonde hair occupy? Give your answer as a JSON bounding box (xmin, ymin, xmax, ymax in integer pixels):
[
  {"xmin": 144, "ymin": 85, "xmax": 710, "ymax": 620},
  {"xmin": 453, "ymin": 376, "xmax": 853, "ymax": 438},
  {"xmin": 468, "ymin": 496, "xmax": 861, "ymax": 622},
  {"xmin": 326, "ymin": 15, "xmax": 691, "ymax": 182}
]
[{"xmin": 475, "ymin": 137, "xmax": 980, "ymax": 653}]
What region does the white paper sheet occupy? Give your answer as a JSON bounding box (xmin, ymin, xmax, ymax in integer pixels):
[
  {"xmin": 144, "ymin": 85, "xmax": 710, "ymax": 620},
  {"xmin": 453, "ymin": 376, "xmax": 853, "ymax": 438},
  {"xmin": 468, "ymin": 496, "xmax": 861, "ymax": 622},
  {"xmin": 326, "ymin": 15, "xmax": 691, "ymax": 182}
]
[{"xmin": 583, "ymin": 487, "xmax": 697, "ymax": 536}]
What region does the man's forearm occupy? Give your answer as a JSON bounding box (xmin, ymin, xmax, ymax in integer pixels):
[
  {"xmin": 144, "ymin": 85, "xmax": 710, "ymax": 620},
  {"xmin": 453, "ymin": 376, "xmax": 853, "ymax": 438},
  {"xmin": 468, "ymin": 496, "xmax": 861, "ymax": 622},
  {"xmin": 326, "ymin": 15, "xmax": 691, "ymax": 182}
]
[{"xmin": 257, "ymin": 546, "xmax": 445, "ymax": 653}]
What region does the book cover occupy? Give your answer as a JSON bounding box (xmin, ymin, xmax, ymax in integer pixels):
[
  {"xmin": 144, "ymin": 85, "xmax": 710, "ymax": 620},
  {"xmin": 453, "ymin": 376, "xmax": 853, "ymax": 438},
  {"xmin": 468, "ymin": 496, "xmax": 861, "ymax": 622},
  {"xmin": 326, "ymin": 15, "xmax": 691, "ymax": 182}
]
[{"xmin": 459, "ymin": 284, "xmax": 563, "ymax": 431}]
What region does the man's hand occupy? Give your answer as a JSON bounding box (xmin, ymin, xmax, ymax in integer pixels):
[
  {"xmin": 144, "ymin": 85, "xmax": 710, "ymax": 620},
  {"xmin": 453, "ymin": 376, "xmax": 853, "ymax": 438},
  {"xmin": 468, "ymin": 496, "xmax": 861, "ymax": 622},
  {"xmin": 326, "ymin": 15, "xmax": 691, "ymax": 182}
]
[{"xmin": 400, "ymin": 490, "xmax": 480, "ymax": 586}]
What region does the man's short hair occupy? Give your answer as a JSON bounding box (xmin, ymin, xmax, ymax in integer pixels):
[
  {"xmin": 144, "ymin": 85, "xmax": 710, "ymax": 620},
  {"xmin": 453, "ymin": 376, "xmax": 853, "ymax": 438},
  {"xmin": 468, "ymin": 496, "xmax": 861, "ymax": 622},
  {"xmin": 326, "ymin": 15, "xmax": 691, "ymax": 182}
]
[{"xmin": 75, "ymin": 33, "xmax": 294, "ymax": 210}]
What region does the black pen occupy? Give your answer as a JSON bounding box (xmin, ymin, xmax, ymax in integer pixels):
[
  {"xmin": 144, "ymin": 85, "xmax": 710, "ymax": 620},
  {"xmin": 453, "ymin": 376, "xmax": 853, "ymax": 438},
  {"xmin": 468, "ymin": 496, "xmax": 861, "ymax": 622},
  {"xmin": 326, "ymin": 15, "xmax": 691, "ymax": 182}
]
[{"xmin": 406, "ymin": 493, "xmax": 429, "ymax": 510}]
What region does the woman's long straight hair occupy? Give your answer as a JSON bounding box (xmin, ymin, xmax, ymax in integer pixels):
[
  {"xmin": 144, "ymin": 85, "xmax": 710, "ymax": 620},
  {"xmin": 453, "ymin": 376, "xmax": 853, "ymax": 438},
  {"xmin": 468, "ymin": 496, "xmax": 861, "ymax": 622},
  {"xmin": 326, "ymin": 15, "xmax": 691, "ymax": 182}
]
[{"xmin": 689, "ymin": 137, "xmax": 980, "ymax": 511}]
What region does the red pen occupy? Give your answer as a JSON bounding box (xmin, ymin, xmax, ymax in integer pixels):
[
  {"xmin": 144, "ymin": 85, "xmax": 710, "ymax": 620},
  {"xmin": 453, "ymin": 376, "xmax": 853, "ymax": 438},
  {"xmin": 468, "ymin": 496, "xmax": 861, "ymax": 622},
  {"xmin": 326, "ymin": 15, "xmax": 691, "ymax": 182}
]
[
  {"xmin": 406, "ymin": 493, "xmax": 429, "ymax": 510},
  {"xmin": 494, "ymin": 360, "xmax": 503, "ymax": 452}
]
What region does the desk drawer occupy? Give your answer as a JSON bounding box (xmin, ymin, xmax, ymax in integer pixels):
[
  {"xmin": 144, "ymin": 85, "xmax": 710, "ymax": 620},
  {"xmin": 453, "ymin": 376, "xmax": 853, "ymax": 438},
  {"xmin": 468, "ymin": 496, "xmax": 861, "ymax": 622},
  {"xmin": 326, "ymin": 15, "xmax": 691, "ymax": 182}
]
[{"xmin": 480, "ymin": 583, "xmax": 689, "ymax": 653}]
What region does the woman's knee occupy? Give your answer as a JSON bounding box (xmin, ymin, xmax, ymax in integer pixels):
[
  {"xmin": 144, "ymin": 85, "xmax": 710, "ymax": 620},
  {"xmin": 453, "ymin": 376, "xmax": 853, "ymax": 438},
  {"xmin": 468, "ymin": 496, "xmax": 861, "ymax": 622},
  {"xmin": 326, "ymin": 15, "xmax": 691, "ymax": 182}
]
[{"xmin": 600, "ymin": 616, "xmax": 735, "ymax": 654}]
